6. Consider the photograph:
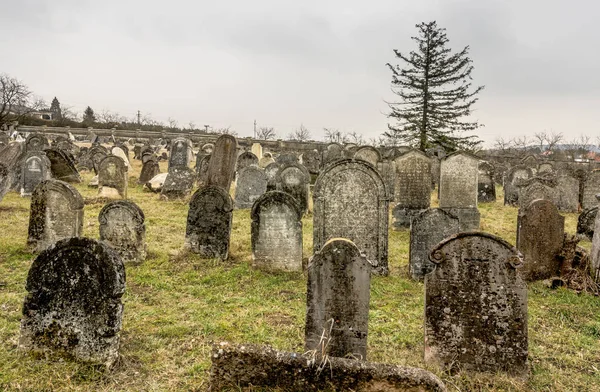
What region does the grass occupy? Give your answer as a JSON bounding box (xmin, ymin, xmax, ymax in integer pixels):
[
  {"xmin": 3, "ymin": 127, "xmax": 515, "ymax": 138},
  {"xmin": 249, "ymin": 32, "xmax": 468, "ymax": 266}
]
[{"xmin": 0, "ymin": 156, "xmax": 599, "ymax": 391}]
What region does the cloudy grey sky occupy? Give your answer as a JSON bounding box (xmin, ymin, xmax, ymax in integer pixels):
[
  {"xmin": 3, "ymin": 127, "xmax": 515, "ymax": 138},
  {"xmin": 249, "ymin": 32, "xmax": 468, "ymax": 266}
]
[{"xmin": 1, "ymin": 0, "xmax": 598, "ymax": 146}]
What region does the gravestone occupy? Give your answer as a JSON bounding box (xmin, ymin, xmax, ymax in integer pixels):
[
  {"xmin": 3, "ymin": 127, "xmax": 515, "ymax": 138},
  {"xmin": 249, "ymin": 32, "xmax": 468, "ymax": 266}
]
[
  {"xmin": 88, "ymin": 146, "xmax": 108, "ymax": 174},
  {"xmin": 276, "ymin": 162, "xmax": 310, "ymax": 214},
  {"xmin": 522, "ymin": 155, "xmax": 538, "ymax": 168},
  {"xmin": 439, "ymin": 152, "xmax": 480, "ymax": 231},
  {"xmin": 25, "ymin": 133, "xmax": 49, "ymax": 152},
  {"xmin": 27, "ymin": 180, "xmax": 84, "ymax": 252},
  {"xmin": 19, "ymin": 237, "xmax": 125, "ymax": 367},
  {"xmin": 556, "ymin": 173, "xmax": 579, "ymax": 213},
  {"xmin": 234, "ymin": 166, "xmax": 267, "ymax": 209},
  {"xmin": 591, "ymin": 195, "xmax": 600, "ymax": 282},
  {"xmin": 97, "ymin": 155, "xmax": 128, "ymax": 199},
  {"xmin": 275, "ymin": 153, "xmax": 299, "ymax": 165},
  {"xmin": 538, "ymin": 162, "xmax": 554, "ymax": 174},
  {"xmin": 343, "ymin": 143, "xmax": 359, "ymax": 157},
  {"xmin": 111, "ymin": 146, "xmax": 130, "ymax": 168},
  {"xmin": 251, "ymin": 191, "xmax": 302, "ymax": 271},
  {"xmin": 577, "ymin": 206, "xmax": 598, "ymax": 241},
  {"xmin": 236, "ymin": 151, "xmax": 259, "ymax": 172},
  {"xmin": 185, "ymin": 185, "xmax": 233, "ymax": 259},
  {"xmin": 138, "ymin": 158, "xmax": 160, "ymax": 185},
  {"xmin": 20, "ymin": 152, "xmax": 51, "ymax": 197},
  {"xmin": 313, "ymin": 159, "xmax": 389, "ymax": 275},
  {"xmin": 504, "ymin": 166, "xmax": 532, "ymax": 206},
  {"xmin": 264, "ymin": 162, "xmax": 280, "ymax": 191},
  {"xmin": 392, "ymin": 150, "xmax": 432, "ymax": 229},
  {"xmin": 133, "ymin": 145, "xmax": 142, "ymax": 160},
  {"xmin": 582, "ymin": 170, "xmax": 600, "ymax": 209},
  {"xmin": 517, "ymin": 199, "xmax": 565, "ymax": 281},
  {"xmin": 201, "ymin": 143, "xmax": 214, "ymax": 154},
  {"xmin": 305, "ymin": 239, "xmax": 372, "ymax": 359},
  {"xmin": 353, "ymin": 146, "xmax": 381, "ymax": 167},
  {"xmin": 168, "ymin": 137, "xmax": 193, "ymax": 171},
  {"xmin": 145, "ymin": 172, "xmax": 168, "ymax": 193},
  {"xmin": 518, "ymin": 177, "xmax": 559, "ymax": 210},
  {"xmin": 426, "ymin": 232, "xmax": 527, "ymax": 375},
  {"xmin": 0, "ymin": 142, "xmax": 25, "ymax": 201},
  {"xmin": 160, "ymin": 167, "xmax": 196, "ymax": 200},
  {"xmin": 300, "ymin": 149, "xmax": 321, "ymax": 175},
  {"xmin": 206, "ymin": 134, "xmax": 237, "ymax": 192},
  {"xmin": 45, "ymin": 148, "xmax": 81, "ymax": 183},
  {"xmin": 251, "ymin": 143, "xmax": 262, "ymax": 159},
  {"xmin": 322, "ymin": 143, "xmax": 343, "ymax": 166},
  {"xmin": 378, "ymin": 159, "xmax": 396, "ymax": 202},
  {"xmin": 258, "ymin": 156, "xmax": 275, "ymax": 169},
  {"xmin": 409, "ymin": 209, "xmax": 459, "ymax": 280},
  {"xmin": 99, "ymin": 200, "xmax": 146, "ymax": 264},
  {"xmin": 430, "ymin": 156, "xmax": 441, "ymax": 188},
  {"xmin": 196, "ymin": 154, "xmax": 211, "ymax": 185},
  {"xmin": 477, "ymin": 161, "xmax": 496, "ymax": 203}
]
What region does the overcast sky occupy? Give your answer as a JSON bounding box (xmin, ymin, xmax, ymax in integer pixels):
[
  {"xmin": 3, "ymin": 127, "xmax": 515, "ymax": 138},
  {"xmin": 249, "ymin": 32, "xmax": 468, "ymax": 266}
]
[{"xmin": 1, "ymin": 0, "xmax": 598, "ymax": 146}]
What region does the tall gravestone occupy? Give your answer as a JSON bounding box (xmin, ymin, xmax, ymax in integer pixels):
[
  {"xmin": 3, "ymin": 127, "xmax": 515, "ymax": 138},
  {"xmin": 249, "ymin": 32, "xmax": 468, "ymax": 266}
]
[
  {"xmin": 264, "ymin": 162, "xmax": 280, "ymax": 191},
  {"xmin": 168, "ymin": 137, "xmax": 193, "ymax": 171},
  {"xmin": 392, "ymin": 149, "xmax": 432, "ymax": 229},
  {"xmin": 20, "ymin": 151, "xmax": 51, "ymax": 197},
  {"xmin": 196, "ymin": 154, "xmax": 211, "ymax": 185},
  {"xmin": 377, "ymin": 159, "xmax": 396, "ymax": 201},
  {"xmin": 0, "ymin": 142, "xmax": 24, "ymax": 201},
  {"xmin": 185, "ymin": 185, "xmax": 233, "ymax": 259},
  {"xmin": 160, "ymin": 167, "xmax": 196, "ymax": 200},
  {"xmin": 305, "ymin": 239, "xmax": 372, "ymax": 360},
  {"xmin": 99, "ymin": 200, "xmax": 146, "ymax": 264},
  {"xmin": 504, "ymin": 166, "xmax": 532, "ymax": 206},
  {"xmin": 45, "ymin": 148, "xmax": 81, "ymax": 183},
  {"xmin": 19, "ymin": 237, "xmax": 125, "ymax": 367},
  {"xmin": 234, "ymin": 166, "xmax": 267, "ymax": 209},
  {"xmin": 138, "ymin": 157, "xmax": 160, "ymax": 185},
  {"xmin": 582, "ymin": 170, "xmax": 600, "ymax": 209},
  {"xmin": 27, "ymin": 180, "xmax": 84, "ymax": 252},
  {"xmin": 300, "ymin": 149, "xmax": 321, "ymax": 176},
  {"xmin": 313, "ymin": 159, "xmax": 389, "ymax": 275},
  {"xmin": 353, "ymin": 146, "xmax": 381, "ymax": 167},
  {"xmin": 98, "ymin": 155, "xmax": 128, "ymax": 199},
  {"xmin": 477, "ymin": 161, "xmax": 496, "ymax": 203},
  {"xmin": 236, "ymin": 151, "xmax": 259, "ymax": 172},
  {"xmin": 206, "ymin": 134, "xmax": 237, "ymax": 192},
  {"xmin": 556, "ymin": 172, "xmax": 579, "ymax": 213},
  {"xmin": 439, "ymin": 152, "xmax": 480, "ymax": 231},
  {"xmin": 426, "ymin": 232, "xmax": 528, "ymax": 375},
  {"xmin": 251, "ymin": 191, "xmax": 303, "ymax": 271},
  {"xmin": 591, "ymin": 196, "xmax": 600, "ymax": 282},
  {"xmin": 276, "ymin": 162, "xmax": 310, "ymax": 214},
  {"xmin": 409, "ymin": 208, "xmax": 459, "ymax": 280}
]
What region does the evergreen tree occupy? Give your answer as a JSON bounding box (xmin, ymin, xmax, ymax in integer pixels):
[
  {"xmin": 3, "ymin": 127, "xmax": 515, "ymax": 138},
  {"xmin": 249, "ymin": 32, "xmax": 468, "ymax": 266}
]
[
  {"xmin": 50, "ymin": 97, "xmax": 62, "ymax": 120},
  {"xmin": 385, "ymin": 21, "xmax": 484, "ymax": 152},
  {"xmin": 83, "ymin": 106, "xmax": 96, "ymax": 125}
]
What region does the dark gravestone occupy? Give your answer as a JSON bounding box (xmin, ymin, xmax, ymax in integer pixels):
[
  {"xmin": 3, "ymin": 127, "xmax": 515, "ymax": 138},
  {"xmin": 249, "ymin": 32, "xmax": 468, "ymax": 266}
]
[
  {"xmin": 582, "ymin": 170, "xmax": 600, "ymax": 210},
  {"xmin": 45, "ymin": 148, "xmax": 81, "ymax": 183},
  {"xmin": 99, "ymin": 200, "xmax": 146, "ymax": 264},
  {"xmin": 275, "ymin": 153, "xmax": 299, "ymax": 165},
  {"xmin": 264, "ymin": 162, "xmax": 280, "ymax": 191},
  {"xmin": 392, "ymin": 150, "xmax": 432, "ymax": 229},
  {"xmin": 25, "ymin": 133, "xmax": 49, "ymax": 152},
  {"xmin": 313, "ymin": 159, "xmax": 389, "ymax": 275},
  {"xmin": 196, "ymin": 154, "xmax": 211, "ymax": 185},
  {"xmin": 133, "ymin": 145, "xmax": 142, "ymax": 160},
  {"xmin": 185, "ymin": 185, "xmax": 233, "ymax": 259},
  {"xmin": 305, "ymin": 239, "xmax": 372, "ymax": 360},
  {"xmin": 138, "ymin": 158, "xmax": 160, "ymax": 185},
  {"xmin": 98, "ymin": 155, "xmax": 128, "ymax": 199},
  {"xmin": 160, "ymin": 167, "xmax": 196, "ymax": 200},
  {"xmin": 591, "ymin": 196, "xmax": 600, "ymax": 282},
  {"xmin": 251, "ymin": 191, "xmax": 303, "ymax": 271},
  {"xmin": 300, "ymin": 149, "xmax": 321, "ymax": 175},
  {"xmin": 517, "ymin": 199, "xmax": 565, "ymax": 281},
  {"xmin": 27, "ymin": 180, "xmax": 84, "ymax": 252},
  {"xmin": 19, "ymin": 237, "xmax": 125, "ymax": 367},
  {"xmin": 577, "ymin": 206, "xmax": 598, "ymax": 241},
  {"xmin": 504, "ymin": 166, "xmax": 532, "ymax": 206},
  {"xmin": 206, "ymin": 134, "xmax": 237, "ymax": 192},
  {"xmin": 234, "ymin": 166, "xmax": 267, "ymax": 209},
  {"xmin": 168, "ymin": 137, "xmax": 192, "ymax": 171},
  {"xmin": 556, "ymin": 173, "xmax": 579, "ymax": 213},
  {"xmin": 276, "ymin": 162, "xmax": 310, "ymax": 214},
  {"xmin": 477, "ymin": 161, "xmax": 496, "ymax": 203},
  {"xmin": 20, "ymin": 152, "xmax": 51, "ymax": 197},
  {"xmin": 353, "ymin": 146, "xmax": 381, "ymax": 167},
  {"xmin": 426, "ymin": 232, "xmax": 527, "ymax": 375},
  {"xmin": 409, "ymin": 209, "xmax": 459, "ymax": 280},
  {"xmin": 236, "ymin": 151, "xmax": 259, "ymax": 172},
  {"xmin": 88, "ymin": 146, "xmax": 109, "ymax": 174}
]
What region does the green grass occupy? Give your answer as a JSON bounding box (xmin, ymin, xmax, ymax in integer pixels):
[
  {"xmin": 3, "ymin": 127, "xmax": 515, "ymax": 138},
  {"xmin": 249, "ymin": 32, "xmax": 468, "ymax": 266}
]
[{"xmin": 0, "ymin": 158, "xmax": 599, "ymax": 391}]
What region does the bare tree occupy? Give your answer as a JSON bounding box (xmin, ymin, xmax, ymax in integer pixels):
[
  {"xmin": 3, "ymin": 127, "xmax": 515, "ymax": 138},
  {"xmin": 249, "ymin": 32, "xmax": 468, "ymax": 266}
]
[
  {"xmin": 533, "ymin": 131, "xmax": 547, "ymax": 151},
  {"xmin": 323, "ymin": 128, "xmax": 346, "ymax": 143},
  {"xmin": 0, "ymin": 74, "xmax": 44, "ymax": 126},
  {"xmin": 167, "ymin": 117, "xmax": 179, "ymax": 130},
  {"xmin": 287, "ymin": 124, "xmax": 311, "ymax": 141},
  {"xmin": 545, "ymin": 131, "xmax": 564, "ymax": 152},
  {"xmin": 215, "ymin": 126, "xmax": 238, "ymax": 136},
  {"xmin": 346, "ymin": 131, "xmax": 365, "ymax": 145},
  {"xmin": 186, "ymin": 121, "xmax": 196, "ymax": 131},
  {"xmin": 98, "ymin": 109, "xmax": 125, "ymax": 127},
  {"xmin": 256, "ymin": 126, "xmax": 277, "ymax": 140},
  {"xmin": 493, "ymin": 137, "xmax": 512, "ymax": 152}
]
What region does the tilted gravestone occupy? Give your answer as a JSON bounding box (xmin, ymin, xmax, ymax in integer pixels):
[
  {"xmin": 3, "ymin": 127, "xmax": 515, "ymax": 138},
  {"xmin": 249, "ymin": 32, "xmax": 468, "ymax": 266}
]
[
  {"xmin": 251, "ymin": 191, "xmax": 303, "ymax": 271},
  {"xmin": 582, "ymin": 170, "xmax": 600, "ymax": 210},
  {"xmin": 517, "ymin": 199, "xmax": 565, "ymax": 281},
  {"xmin": 99, "ymin": 200, "xmax": 146, "ymax": 264},
  {"xmin": 111, "ymin": 146, "xmax": 130, "ymax": 168},
  {"xmin": 98, "ymin": 155, "xmax": 128, "ymax": 199},
  {"xmin": 138, "ymin": 157, "xmax": 160, "ymax": 185},
  {"xmin": 206, "ymin": 134, "xmax": 237, "ymax": 192},
  {"xmin": 276, "ymin": 162, "xmax": 310, "ymax": 214},
  {"xmin": 504, "ymin": 166, "xmax": 532, "ymax": 206},
  {"xmin": 426, "ymin": 232, "xmax": 527, "ymax": 375},
  {"xmin": 305, "ymin": 239, "xmax": 372, "ymax": 360},
  {"xmin": 45, "ymin": 148, "xmax": 81, "ymax": 183},
  {"xmin": 168, "ymin": 137, "xmax": 193, "ymax": 171},
  {"xmin": 185, "ymin": 185, "xmax": 233, "ymax": 259},
  {"xmin": 160, "ymin": 167, "xmax": 196, "ymax": 200},
  {"xmin": 477, "ymin": 161, "xmax": 496, "ymax": 203},
  {"xmin": 88, "ymin": 146, "xmax": 109, "ymax": 174},
  {"xmin": 236, "ymin": 151, "xmax": 259, "ymax": 172},
  {"xmin": 234, "ymin": 165, "xmax": 267, "ymax": 209},
  {"xmin": 25, "ymin": 133, "xmax": 49, "ymax": 152},
  {"xmin": 264, "ymin": 162, "xmax": 280, "ymax": 191},
  {"xmin": 517, "ymin": 176, "xmax": 559, "ymax": 210},
  {"xmin": 409, "ymin": 208, "xmax": 459, "ymax": 280},
  {"xmin": 439, "ymin": 152, "xmax": 480, "ymax": 231},
  {"xmin": 392, "ymin": 149, "xmax": 432, "ymax": 229},
  {"xmin": 19, "ymin": 237, "xmax": 125, "ymax": 367},
  {"xmin": 27, "ymin": 180, "xmax": 84, "ymax": 252},
  {"xmin": 20, "ymin": 151, "xmax": 51, "ymax": 197},
  {"xmin": 313, "ymin": 159, "xmax": 389, "ymax": 275},
  {"xmin": 577, "ymin": 206, "xmax": 598, "ymax": 241},
  {"xmin": 353, "ymin": 146, "xmax": 381, "ymax": 167}
]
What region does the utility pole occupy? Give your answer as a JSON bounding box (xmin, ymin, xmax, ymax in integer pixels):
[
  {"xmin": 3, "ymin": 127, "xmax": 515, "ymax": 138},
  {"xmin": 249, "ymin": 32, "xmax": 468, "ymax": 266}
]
[
  {"xmin": 254, "ymin": 119, "xmax": 257, "ymax": 138},
  {"xmin": 204, "ymin": 124, "xmax": 210, "ymax": 133},
  {"xmin": 137, "ymin": 110, "xmax": 141, "ymax": 126}
]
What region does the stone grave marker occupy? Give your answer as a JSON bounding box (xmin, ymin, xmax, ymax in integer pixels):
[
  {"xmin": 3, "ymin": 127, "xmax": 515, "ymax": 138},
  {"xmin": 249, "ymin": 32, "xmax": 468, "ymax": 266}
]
[
  {"xmin": 258, "ymin": 155, "xmax": 275, "ymax": 169},
  {"xmin": 439, "ymin": 152, "xmax": 480, "ymax": 230},
  {"xmin": 275, "ymin": 153, "xmax": 298, "ymax": 165},
  {"xmin": 20, "ymin": 151, "xmax": 51, "ymax": 197},
  {"xmin": 168, "ymin": 137, "xmax": 193, "ymax": 171},
  {"xmin": 0, "ymin": 142, "xmax": 25, "ymax": 201},
  {"xmin": 353, "ymin": 146, "xmax": 381, "ymax": 167},
  {"xmin": 276, "ymin": 162, "xmax": 310, "ymax": 214},
  {"xmin": 538, "ymin": 161, "xmax": 554, "ymax": 174},
  {"xmin": 582, "ymin": 170, "xmax": 600, "ymax": 209},
  {"xmin": 556, "ymin": 172, "xmax": 579, "ymax": 213},
  {"xmin": 300, "ymin": 149, "xmax": 321, "ymax": 175},
  {"xmin": 393, "ymin": 149, "xmax": 432, "ymax": 229},
  {"xmin": 236, "ymin": 151, "xmax": 259, "ymax": 172},
  {"xmin": 251, "ymin": 142, "xmax": 262, "ymax": 158},
  {"xmin": 25, "ymin": 133, "xmax": 49, "ymax": 152},
  {"xmin": 504, "ymin": 165, "xmax": 532, "ymax": 206},
  {"xmin": 206, "ymin": 134, "xmax": 237, "ymax": 192},
  {"xmin": 591, "ymin": 195, "xmax": 600, "ymax": 282},
  {"xmin": 99, "ymin": 200, "xmax": 146, "ymax": 264},
  {"xmin": 577, "ymin": 206, "xmax": 598, "ymax": 241},
  {"xmin": 322, "ymin": 143, "xmax": 343, "ymax": 166},
  {"xmin": 160, "ymin": 167, "xmax": 196, "ymax": 200},
  {"xmin": 97, "ymin": 155, "xmax": 128, "ymax": 199},
  {"xmin": 234, "ymin": 165, "xmax": 267, "ymax": 209},
  {"xmin": 264, "ymin": 162, "xmax": 280, "ymax": 191},
  {"xmin": 111, "ymin": 146, "xmax": 130, "ymax": 168},
  {"xmin": 518, "ymin": 177, "xmax": 559, "ymax": 210},
  {"xmin": 138, "ymin": 157, "xmax": 160, "ymax": 185},
  {"xmin": 477, "ymin": 161, "xmax": 496, "ymax": 203},
  {"xmin": 45, "ymin": 148, "xmax": 81, "ymax": 183}
]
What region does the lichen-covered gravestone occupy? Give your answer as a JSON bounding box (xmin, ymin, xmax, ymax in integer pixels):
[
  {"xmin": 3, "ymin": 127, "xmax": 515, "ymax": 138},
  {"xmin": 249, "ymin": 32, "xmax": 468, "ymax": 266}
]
[
  {"xmin": 322, "ymin": 143, "xmax": 343, "ymax": 166},
  {"xmin": 425, "ymin": 232, "xmax": 528, "ymax": 375},
  {"xmin": 251, "ymin": 191, "xmax": 303, "ymax": 271},
  {"xmin": 305, "ymin": 239, "xmax": 372, "ymax": 359},
  {"xmin": 45, "ymin": 148, "xmax": 81, "ymax": 183},
  {"xmin": 392, "ymin": 149, "xmax": 432, "ymax": 229},
  {"xmin": 98, "ymin": 155, "xmax": 128, "ymax": 199},
  {"xmin": 234, "ymin": 165, "xmax": 267, "ymax": 209},
  {"xmin": 138, "ymin": 157, "xmax": 160, "ymax": 185},
  {"xmin": 556, "ymin": 172, "xmax": 580, "ymax": 213},
  {"xmin": 19, "ymin": 237, "xmax": 125, "ymax": 367},
  {"xmin": 591, "ymin": 195, "xmax": 600, "ymax": 282},
  {"xmin": 88, "ymin": 146, "xmax": 108, "ymax": 174},
  {"xmin": 160, "ymin": 167, "xmax": 196, "ymax": 200},
  {"xmin": 409, "ymin": 209, "xmax": 459, "ymax": 280},
  {"xmin": 27, "ymin": 180, "xmax": 84, "ymax": 252},
  {"xmin": 353, "ymin": 146, "xmax": 381, "ymax": 167},
  {"xmin": 206, "ymin": 134, "xmax": 237, "ymax": 192},
  {"xmin": 504, "ymin": 166, "xmax": 532, "ymax": 206},
  {"xmin": 439, "ymin": 152, "xmax": 480, "ymax": 231},
  {"xmin": 518, "ymin": 177, "xmax": 559, "ymax": 210},
  {"xmin": 168, "ymin": 137, "xmax": 193, "ymax": 171},
  {"xmin": 300, "ymin": 149, "xmax": 321, "ymax": 175},
  {"xmin": 99, "ymin": 200, "xmax": 146, "ymax": 264},
  {"xmin": 264, "ymin": 162, "xmax": 280, "ymax": 191},
  {"xmin": 275, "ymin": 153, "xmax": 299, "ymax": 165},
  {"xmin": 582, "ymin": 170, "xmax": 600, "ymax": 209},
  {"xmin": 25, "ymin": 133, "xmax": 49, "ymax": 152},
  {"xmin": 185, "ymin": 185, "xmax": 233, "ymax": 259},
  {"xmin": 577, "ymin": 206, "xmax": 598, "ymax": 241},
  {"xmin": 236, "ymin": 151, "xmax": 259, "ymax": 172},
  {"xmin": 20, "ymin": 151, "xmax": 51, "ymax": 197},
  {"xmin": 196, "ymin": 154, "xmax": 211, "ymax": 185},
  {"xmin": 477, "ymin": 161, "xmax": 496, "ymax": 203},
  {"xmin": 276, "ymin": 162, "xmax": 310, "ymax": 214},
  {"xmin": 0, "ymin": 142, "xmax": 25, "ymax": 202},
  {"xmin": 313, "ymin": 159, "xmax": 389, "ymax": 275}
]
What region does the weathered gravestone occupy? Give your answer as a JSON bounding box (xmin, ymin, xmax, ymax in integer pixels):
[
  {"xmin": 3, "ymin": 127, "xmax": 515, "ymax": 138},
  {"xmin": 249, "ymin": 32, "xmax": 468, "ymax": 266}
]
[
  {"xmin": 300, "ymin": 149, "xmax": 321, "ymax": 175},
  {"xmin": 477, "ymin": 161, "xmax": 496, "ymax": 203},
  {"xmin": 45, "ymin": 148, "xmax": 81, "ymax": 183},
  {"xmin": 185, "ymin": 185, "xmax": 233, "ymax": 259},
  {"xmin": 99, "ymin": 200, "xmax": 146, "ymax": 264},
  {"xmin": 251, "ymin": 191, "xmax": 302, "ymax": 271},
  {"xmin": 344, "ymin": 143, "xmax": 360, "ymax": 158},
  {"xmin": 517, "ymin": 199, "xmax": 565, "ymax": 281},
  {"xmin": 97, "ymin": 155, "xmax": 128, "ymax": 199},
  {"xmin": 206, "ymin": 134, "xmax": 237, "ymax": 192},
  {"xmin": 25, "ymin": 133, "xmax": 49, "ymax": 152},
  {"xmin": 313, "ymin": 159, "xmax": 389, "ymax": 275},
  {"xmin": 517, "ymin": 177, "xmax": 559, "ymax": 210},
  {"xmin": 577, "ymin": 206, "xmax": 598, "ymax": 241},
  {"xmin": 392, "ymin": 150, "xmax": 432, "ymax": 229},
  {"xmin": 504, "ymin": 165, "xmax": 532, "ymax": 206},
  {"xmin": 28, "ymin": 180, "xmax": 84, "ymax": 252},
  {"xmin": 234, "ymin": 166, "xmax": 267, "ymax": 209},
  {"xmin": 20, "ymin": 152, "xmax": 51, "ymax": 197},
  {"xmin": 236, "ymin": 151, "xmax": 259, "ymax": 172},
  {"xmin": 426, "ymin": 232, "xmax": 527, "ymax": 375},
  {"xmin": 251, "ymin": 142, "xmax": 263, "ymax": 159},
  {"xmin": 305, "ymin": 239, "xmax": 372, "ymax": 359},
  {"xmin": 275, "ymin": 153, "xmax": 299, "ymax": 165},
  {"xmin": 582, "ymin": 170, "xmax": 600, "ymax": 209},
  {"xmin": 409, "ymin": 209, "xmax": 459, "ymax": 280},
  {"xmin": 378, "ymin": 159, "xmax": 396, "ymax": 202},
  {"xmin": 88, "ymin": 146, "xmax": 108, "ymax": 174},
  {"xmin": 591, "ymin": 195, "xmax": 600, "ymax": 282},
  {"xmin": 322, "ymin": 143, "xmax": 343, "ymax": 166},
  {"xmin": 138, "ymin": 157, "xmax": 160, "ymax": 185},
  {"xmin": 258, "ymin": 155, "xmax": 275, "ymax": 169},
  {"xmin": 0, "ymin": 142, "xmax": 25, "ymax": 201},
  {"xmin": 430, "ymin": 156, "xmax": 441, "ymax": 189},
  {"xmin": 160, "ymin": 167, "xmax": 196, "ymax": 200},
  {"xmin": 556, "ymin": 172, "xmax": 579, "ymax": 213},
  {"xmin": 353, "ymin": 146, "xmax": 381, "ymax": 167},
  {"xmin": 111, "ymin": 146, "xmax": 130, "ymax": 168},
  {"xmin": 276, "ymin": 162, "xmax": 310, "ymax": 214},
  {"xmin": 145, "ymin": 172, "xmax": 168, "ymax": 193},
  {"xmin": 264, "ymin": 162, "xmax": 280, "ymax": 191},
  {"xmin": 538, "ymin": 161, "xmax": 554, "ymax": 174},
  {"xmin": 168, "ymin": 137, "xmax": 193, "ymax": 171},
  {"xmin": 439, "ymin": 152, "xmax": 480, "ymax": 231},
  {"xmin": 19, "ymin": 237, "xmax": 125, "ymax": 367}
]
